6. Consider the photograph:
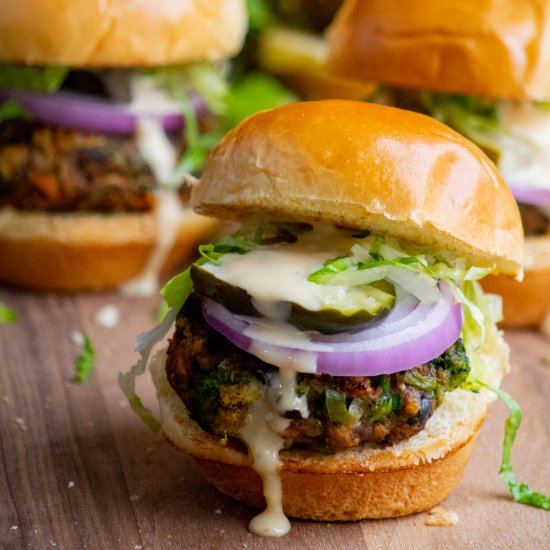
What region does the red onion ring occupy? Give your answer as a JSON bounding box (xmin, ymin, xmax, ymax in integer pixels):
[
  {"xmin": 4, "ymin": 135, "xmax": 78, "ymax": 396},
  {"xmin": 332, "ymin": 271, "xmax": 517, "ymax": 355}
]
[
  {"xmin": 202, "ymin": 283, "xmax": 463, "ymax": 377},
  {"xmin": 507, "ymin": 182, "xmax": 550, "ymax": 207},
  {"xmin": 0, "ymin": 87, "xmax": 207, "ymax": 135}
]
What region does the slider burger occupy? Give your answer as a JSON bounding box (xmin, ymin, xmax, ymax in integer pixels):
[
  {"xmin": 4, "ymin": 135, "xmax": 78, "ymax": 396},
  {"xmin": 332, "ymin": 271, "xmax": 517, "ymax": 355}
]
[
  {"xmin": 127, "ymin": 101, "xmax": 522, "ymax": 536},
  {"xmin": 327, "ymin": 0, "xmax": 550, "ymax": 327},
  {"xmin": 0, "ymin": 0, "xmax": 246, "ymax": 292}
]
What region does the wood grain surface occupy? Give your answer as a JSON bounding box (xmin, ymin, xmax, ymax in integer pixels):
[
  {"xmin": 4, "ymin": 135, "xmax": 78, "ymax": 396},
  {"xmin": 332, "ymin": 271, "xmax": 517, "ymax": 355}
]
[{"xmin": 1, "ymin": 288, "xmax": 549, "ymax": 549}]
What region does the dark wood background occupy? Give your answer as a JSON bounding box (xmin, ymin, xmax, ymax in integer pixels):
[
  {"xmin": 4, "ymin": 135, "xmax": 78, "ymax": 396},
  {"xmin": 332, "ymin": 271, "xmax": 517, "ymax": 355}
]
[{"xmin": 1, "ymin": 288, "xmax": 549, "ymax": 549}]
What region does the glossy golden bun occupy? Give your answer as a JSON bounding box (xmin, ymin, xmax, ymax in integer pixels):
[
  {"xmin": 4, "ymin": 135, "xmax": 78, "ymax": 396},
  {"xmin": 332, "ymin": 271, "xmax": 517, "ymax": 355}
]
[
  {"xmin": 151, "ymin": 325, "xmax": 509, "ymax": 520},
  {"xmin": 482, "ymin": 235, "xmax": 550, "ymax": 327},
  {"xmin": 193, "ymin": 100, "xmax": 523, "ymax": 276},
  {"xmin": 327, "ymin": 0, "xmax": 550, "ymax": 101},
  {"xmin": 0, "ymin": 0, "xmax": 247, "ymax": 67},
  {"xmin": 0, "ymin": 207, "xmax": 217, "ymax": 291}
]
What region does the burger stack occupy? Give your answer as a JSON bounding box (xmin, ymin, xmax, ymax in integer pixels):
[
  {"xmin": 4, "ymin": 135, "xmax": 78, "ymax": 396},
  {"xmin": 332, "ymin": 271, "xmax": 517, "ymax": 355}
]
[{"xmin": 0, "ymin": 0, "xmax": 247, "ymax": 292}]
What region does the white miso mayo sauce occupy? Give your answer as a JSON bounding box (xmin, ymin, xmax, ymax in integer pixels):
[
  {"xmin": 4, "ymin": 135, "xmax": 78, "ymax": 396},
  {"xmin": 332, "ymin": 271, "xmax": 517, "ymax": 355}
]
[
  {"xmin": 121, "ymin": 114, "xmax": 185, "ymax": 296},
  {"xmin": 239, "ymin": 398, "xmax": 291, "ymax": 537},
  {"xmin": 121, "ymin": 188, "xmax": 183, "ymax": 296},
  {"xmin": 497, "ymin": 101, "xmax": 550, "ymax": 193},
  {"xmin": 202, "ymin": 229, "xmax": 352, "ymax": 310},
  {"xmin": 215, "ymin": 227, "xmax": 357, "ymax": 536}
]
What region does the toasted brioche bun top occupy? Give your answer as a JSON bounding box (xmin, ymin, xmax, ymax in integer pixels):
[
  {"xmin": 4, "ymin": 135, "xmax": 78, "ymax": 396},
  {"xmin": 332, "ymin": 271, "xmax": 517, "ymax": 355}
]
[
  {"xmin": 192, "ymin": 100, "xmax": 523, "ymax": 276},
  {"xmin": 327, "ymin": 0, "xmax": 550, "ymax": 101},
  {"xmin": 0, "ymin": 0, "xmax": 247, "ymax": 67}
]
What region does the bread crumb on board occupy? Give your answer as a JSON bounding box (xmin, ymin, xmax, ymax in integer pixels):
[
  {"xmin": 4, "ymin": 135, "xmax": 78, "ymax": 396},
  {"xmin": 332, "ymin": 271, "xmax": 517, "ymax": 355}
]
[{"xmin": 424, "ymin": 506, "xmax": 459, "ymax": 526}]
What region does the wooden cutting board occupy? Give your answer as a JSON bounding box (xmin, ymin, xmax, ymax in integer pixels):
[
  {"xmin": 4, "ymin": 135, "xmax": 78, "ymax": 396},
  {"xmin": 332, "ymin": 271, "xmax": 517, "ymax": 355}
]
[{"xmin": 1, "ymin": 289, "xmax": 549, "ymax": 549}]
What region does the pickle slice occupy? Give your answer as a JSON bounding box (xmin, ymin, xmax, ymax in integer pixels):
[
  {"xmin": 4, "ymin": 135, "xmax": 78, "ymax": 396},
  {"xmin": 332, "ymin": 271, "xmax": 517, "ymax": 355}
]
[
  {"xmin": 290, "ymin": 280, "xmax": 394, "ymax": 334},
  {"xmin": 191, "ymin": 265, "xmax": 394, "ymax": 334},
  {"xmin": 190, "ymin": 264, "xmax": 257, "ymax": 317}
]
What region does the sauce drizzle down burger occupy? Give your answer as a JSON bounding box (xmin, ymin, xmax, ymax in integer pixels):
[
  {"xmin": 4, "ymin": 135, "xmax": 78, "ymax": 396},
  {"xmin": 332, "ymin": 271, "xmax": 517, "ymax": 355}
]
[{"xmin": 122, "ymin": 100, "xmax": 525, "ymax": 535}]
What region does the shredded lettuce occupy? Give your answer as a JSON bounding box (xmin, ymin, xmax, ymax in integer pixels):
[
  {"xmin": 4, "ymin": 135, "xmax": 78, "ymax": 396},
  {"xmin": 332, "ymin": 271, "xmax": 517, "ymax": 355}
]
[
  {"xmin": 118, "ymin": 307, "xmax": 180, "ymax": 432},
  {"xmin": 199, "ymin": 233, "xmax": 261, "ymax": 263},
  {"xmin": 144, "ymin": 62, "xmax": 228, "ymax": 116},
  {"xmin": 0, "ymin": 302, "xmax": 17, "ymax": 324},
  {"xmin": 0, "ymin": 100, "xmax": 28, "ymax": 124},
  {"xmin": 421, "ymin": 92, "xmax": 501, "ymax": 136},
  {"xmin": 247, "ymin": 0, "xmax": 276, "ymax": 30},
  {"xmin": 160, "ymin": 268, "xmax": 194, "ymax": 310},
  {"xmin": 196, "ymin": 217, "xmax": 298, "ymax": 265},
  {"xmin": 420, "ymin": 92, "xmax": 503, "ymax": 160},
  {"xmin": 172, "ymin": 89, "xmax": 223, "ymax": 175},
  {"xmin": 154, "ymin": 299, "xmax": 170, "ymax": 325},
  {"xmin": 469, "ymin": 379, "xmax": 550, "ymax": 511},
  {"xmin": 223, "ymin": 72, "xmax": 297, "ymax": 129},
  {"xmin": 307, "ymin": 234, "xmax": 495, "ymax": 345},
  {"xmin": 144, "ymin": 63, "xmax": 226, "ymax": 175},
  {"xmin": 118, "ymin": 363, "xmax": 162, "ymax": 432},
  {"xmin": 141, "ymin": 59, "xmax": 295, "ymax": 174},
  {"xmin": 177, "ymin": 72, "xmax": 295, "ymax": 172},
  {"xmin": 185, "ymin": 63, "xmax": 228, "ymax": 116},
  {"xmin": 75, "ymin": 335, "xmax": 95, "ymax": 383},
  {"xmin": 0, "ymin": 63, "xmax": 69, "ymax": 92},
  {"xmin": 308, "ymin": 256, "xmax": 359, "ymax": 283},
  {"xmin": 159, "ymin": 63, "xmax": 296, "ymax": 174}
]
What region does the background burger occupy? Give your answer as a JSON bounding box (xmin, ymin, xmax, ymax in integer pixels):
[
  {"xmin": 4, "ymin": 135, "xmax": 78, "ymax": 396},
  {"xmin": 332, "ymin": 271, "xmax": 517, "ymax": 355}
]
[
  {"xmin": 327, "ymin": 0, "xmax": 550, "ymax": 327},
  {"xmin": 123, "ymin": 100, "xmax": 523, "ymax": 536},
  {"xmin": 0, "ymin": 0, "xmax": 247, "ymax": 292},
  {"xmin": 237, "ymin": 0, "xmax": 374, "ymax": 101}
]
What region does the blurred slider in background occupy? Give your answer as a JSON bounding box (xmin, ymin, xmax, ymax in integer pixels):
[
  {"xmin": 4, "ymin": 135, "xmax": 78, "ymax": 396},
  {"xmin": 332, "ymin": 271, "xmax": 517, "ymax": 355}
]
[
  {"xmin": 0, "ymin": 0, "xmax": 289, "ymax": 294},
  {"xmin": 327, "ymin": 0, "xmax": 550, "ymax": 329},
  {"xmin": 240, "ymin": 0, "xmax": 375, "ymax": 100}
]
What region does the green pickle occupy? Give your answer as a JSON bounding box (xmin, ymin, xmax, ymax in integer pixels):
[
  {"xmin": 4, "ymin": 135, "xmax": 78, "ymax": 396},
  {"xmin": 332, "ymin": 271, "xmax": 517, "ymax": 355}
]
[
  {"xmin": 190, "ymin": 264, "xmax": 257, "ymax": 317},
  {"xmin": 191, "ymin": 265, "xmax": 395, "ymax": 334}
]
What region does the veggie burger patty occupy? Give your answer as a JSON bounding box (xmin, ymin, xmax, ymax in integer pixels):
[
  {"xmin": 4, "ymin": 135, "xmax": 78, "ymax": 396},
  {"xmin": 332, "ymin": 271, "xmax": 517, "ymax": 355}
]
[{"xmin": 166, "ymin": 293, "xmax": 471, "ymax": 453}]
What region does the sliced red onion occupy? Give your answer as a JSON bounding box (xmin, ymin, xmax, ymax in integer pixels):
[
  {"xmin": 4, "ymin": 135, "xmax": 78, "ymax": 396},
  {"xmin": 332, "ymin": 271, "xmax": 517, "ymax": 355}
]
[
  {"xmin": 0, "ymin": 88, "xmax": 207, "ymax": 135},
  {"xmin": 507, "ymin": 182, "xmax": 550, "ymax": 207},
  {"xmin": 202, "ymin": 283, "xmax": 463, "ymax": 377}
]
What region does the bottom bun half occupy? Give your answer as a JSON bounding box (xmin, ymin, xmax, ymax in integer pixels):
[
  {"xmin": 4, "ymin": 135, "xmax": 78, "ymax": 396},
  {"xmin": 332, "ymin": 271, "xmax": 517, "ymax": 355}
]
[
  {"xmin": 0, "ymin": 206, "xmax": 218, "ymax": 291},
  {"xmin": 151, "ymin": 327, "xmax": 508, "ymax": 521},
  {"xmin": 481, "ymin": 235, "xmax": 550, "ymax": 328}
]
